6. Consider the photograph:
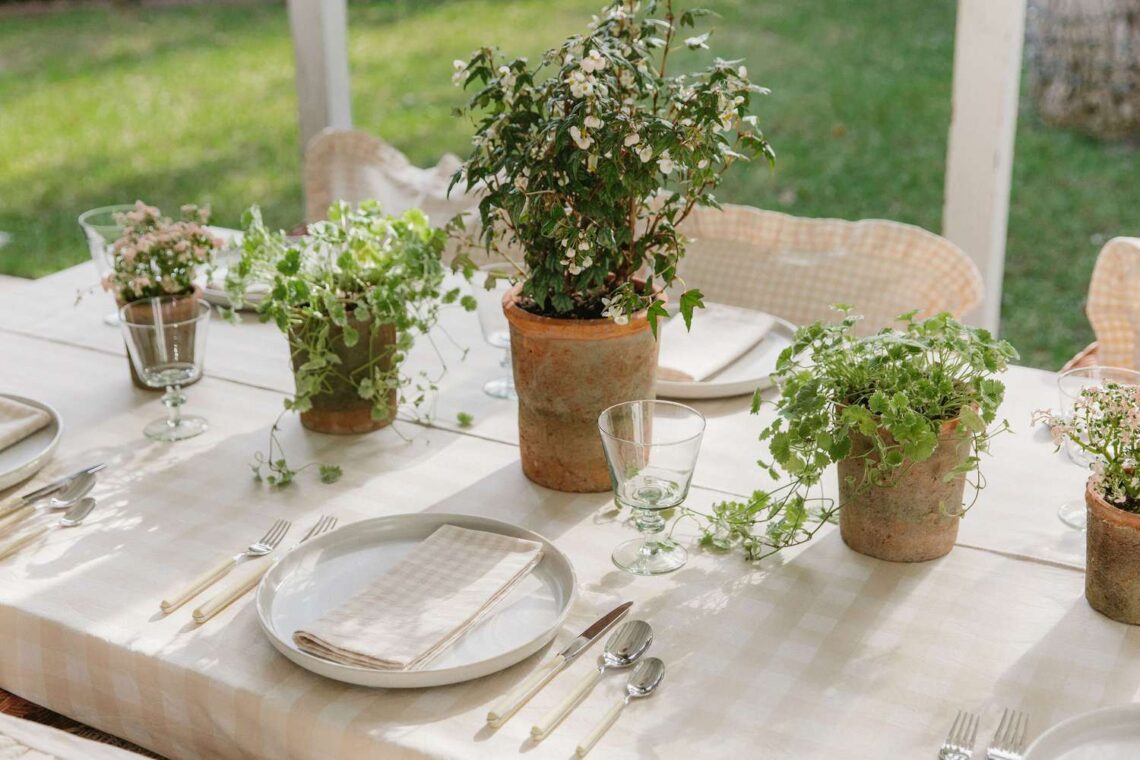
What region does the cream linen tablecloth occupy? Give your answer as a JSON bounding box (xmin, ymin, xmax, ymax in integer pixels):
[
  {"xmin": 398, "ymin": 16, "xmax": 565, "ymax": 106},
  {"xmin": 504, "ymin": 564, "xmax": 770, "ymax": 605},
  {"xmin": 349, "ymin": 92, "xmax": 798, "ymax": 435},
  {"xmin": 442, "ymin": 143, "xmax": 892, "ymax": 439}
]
[
  {"xmin": 0, "ymin": 264, "xmax": 1136, "ymax": 759},
  {"xmin": 0, "ymin": 712, "xmax": 143, "ymax": 759}
]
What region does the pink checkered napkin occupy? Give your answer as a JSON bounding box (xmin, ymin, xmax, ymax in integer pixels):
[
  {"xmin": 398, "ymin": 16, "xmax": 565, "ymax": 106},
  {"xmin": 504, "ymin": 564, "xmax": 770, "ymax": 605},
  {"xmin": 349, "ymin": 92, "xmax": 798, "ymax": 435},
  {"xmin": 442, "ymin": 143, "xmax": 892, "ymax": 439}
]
[{"xmin": 293, "ymin": 524, "xmax": 544, "ymax": 671}]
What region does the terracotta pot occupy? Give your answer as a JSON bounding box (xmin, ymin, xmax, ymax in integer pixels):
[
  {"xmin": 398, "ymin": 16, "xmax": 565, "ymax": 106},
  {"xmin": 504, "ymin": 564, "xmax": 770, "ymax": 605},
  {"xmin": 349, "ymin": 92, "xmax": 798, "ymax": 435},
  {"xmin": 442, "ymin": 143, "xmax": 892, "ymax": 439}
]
[
  {"xmin": 503, "ymin": 286, "xmax": 660, "ymax": 492},
  {"xmin": 838, "ymin": 418, "xmax": 969, "ymax": 562},
  {"xmin": 288, "ymin": 310, "xmax": 397, "ymax": 435},
  {"xmin": 1085, "ymin": 480, "xmax": 1140, "ymax": 625},
  {"xmin": 118, "ymin": 288, "xmax": 203, "ymax": 391}
]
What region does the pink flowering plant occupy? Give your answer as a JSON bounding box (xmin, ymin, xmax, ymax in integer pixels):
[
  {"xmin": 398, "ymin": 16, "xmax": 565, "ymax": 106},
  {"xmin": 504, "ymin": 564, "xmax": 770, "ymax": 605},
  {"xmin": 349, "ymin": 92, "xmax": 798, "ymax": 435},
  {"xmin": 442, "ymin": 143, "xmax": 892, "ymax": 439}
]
[
  {"xmin": 103, "ymin": 201, "xmax": 221, "ymax": 303},
  {"xmin": 451, "ymin": 0, "xmax": 774, "ymax": 331},
  {"xmin": 1034, "ymin": 383, "xmax": 1140, "ymax": 512}
]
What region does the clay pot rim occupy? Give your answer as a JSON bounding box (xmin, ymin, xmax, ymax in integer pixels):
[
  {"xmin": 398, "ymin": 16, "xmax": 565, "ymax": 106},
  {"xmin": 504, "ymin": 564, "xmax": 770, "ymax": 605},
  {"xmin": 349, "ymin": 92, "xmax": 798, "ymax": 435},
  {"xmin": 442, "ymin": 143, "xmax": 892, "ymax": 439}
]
[
  {"xmin": 502, "ymin": 282, "xmax": 663, "ymax": 339},
  {"xmin": 118, "ymin": 289, "xmax": 208, "ymax": 328},
  {"xmin": 1085, "ymin": 478, "xmax": 1140, "ymax": 530}
]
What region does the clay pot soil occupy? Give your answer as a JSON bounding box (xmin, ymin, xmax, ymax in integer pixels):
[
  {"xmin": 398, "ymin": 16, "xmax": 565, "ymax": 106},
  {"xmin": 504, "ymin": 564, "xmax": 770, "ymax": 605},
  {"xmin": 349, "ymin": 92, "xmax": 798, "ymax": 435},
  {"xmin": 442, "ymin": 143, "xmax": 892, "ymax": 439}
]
[
  {"xmin": 288, "ymin": 310, "xmax": 397, "ymax": 435},
  {"xmin": 118, "ymin": 288, "xmax": 203, "ymax": 392},
  {"xmin": 503, "ymin": 286, "xmax": 660, "ymax": 493},
  {"xmin": 838, "ymin": 418, "xmax": 970, "ymax": 562},
  {"xmin": 1085, "ymin": 481, "xmax": 1140, "ymax": 625}
]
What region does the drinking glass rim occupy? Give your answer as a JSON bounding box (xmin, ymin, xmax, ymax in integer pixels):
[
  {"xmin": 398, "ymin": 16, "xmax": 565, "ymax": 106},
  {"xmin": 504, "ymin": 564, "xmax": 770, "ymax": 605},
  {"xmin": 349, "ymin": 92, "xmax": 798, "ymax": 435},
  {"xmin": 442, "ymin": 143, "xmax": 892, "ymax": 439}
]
[
  {"xmin": 119, "ymin": 297, "xmax": 211, "ymax": 329},
  {"xmin": 78, "ymin": 204, "xmax": 134, "ymax": 230},
  {"xmin": 598, "ymin": 399, "xmax": 706, "ymax": 445}
]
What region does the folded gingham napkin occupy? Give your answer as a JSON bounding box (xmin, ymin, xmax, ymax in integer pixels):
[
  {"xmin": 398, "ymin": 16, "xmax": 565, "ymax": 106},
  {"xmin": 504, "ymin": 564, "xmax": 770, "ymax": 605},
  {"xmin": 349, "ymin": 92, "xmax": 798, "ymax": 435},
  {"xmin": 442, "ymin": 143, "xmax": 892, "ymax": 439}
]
[
  {"xmin": 658, "ymin": 302, "xmax": 776, "ymax": 382},
  {"xmin": 293, "ymin": 525, "xmax": 544, "ymax": 671},
  {"xmin": 0, "ymin": 397, "xmax": 51, "ymax": 453}
]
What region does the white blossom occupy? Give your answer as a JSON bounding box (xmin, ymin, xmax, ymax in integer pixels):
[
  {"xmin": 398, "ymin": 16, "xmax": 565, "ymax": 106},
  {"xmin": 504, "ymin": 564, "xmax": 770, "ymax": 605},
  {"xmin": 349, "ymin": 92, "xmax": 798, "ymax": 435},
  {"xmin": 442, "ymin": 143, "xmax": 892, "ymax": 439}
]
[
  {"xmin": 451, "ymin": 59, "xmax": 468, "ymax": 86},
  {"xmin": 624, "ymin": 132, "xmax": 641, "ymax": 147},
  {"xmin": 584, "ymin": 114, "xmax": 603, "ymax": 129},
  {"xmin": 657, "ymin": 151, "xmax": 675, "ymax": 174},
  {"xmin": 738, "ymin": 65, "xmax": 748, "ymax": 78},
  {"xmin": 569, "ymin": 125, "xmax": 593, "ymax": 150},
  {"xmin": 638, "ymin": 145, "xmax": 653, "ymax": 163}
]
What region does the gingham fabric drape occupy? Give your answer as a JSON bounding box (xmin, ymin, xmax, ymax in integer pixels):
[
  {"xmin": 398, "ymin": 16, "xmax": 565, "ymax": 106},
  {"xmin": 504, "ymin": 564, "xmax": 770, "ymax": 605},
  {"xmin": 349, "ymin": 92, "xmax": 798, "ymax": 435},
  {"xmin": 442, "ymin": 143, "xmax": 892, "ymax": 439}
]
[
  {"xmin": 1085, "ymin": 236, "xmax": 1140, "ymax": 370},
  {"xmin": 676, "ymin": 205, "xmax": 984, "ymax": 334}
]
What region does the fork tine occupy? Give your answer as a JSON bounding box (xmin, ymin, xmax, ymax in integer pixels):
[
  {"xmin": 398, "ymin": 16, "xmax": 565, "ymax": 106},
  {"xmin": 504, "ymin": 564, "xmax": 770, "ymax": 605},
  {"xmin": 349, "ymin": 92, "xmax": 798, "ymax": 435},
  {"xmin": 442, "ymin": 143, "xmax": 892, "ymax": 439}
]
[
  {"xmin": 258, "ymin": 518, "xmax": 285, "ymax": 545},
  {"xmin": 993, "ymin": 707, "xmax": 1010, "ymax": 748},
  {"xmin": 947, "ymin": 710, "xmax": 963, "ymax": 745},
  {"xmin": 1012, "ymin": 711, "xmax": 1028, "ymax": 751},
  {"xmin": 966, "ymin": 711, "xmax": 978, "ymax": 749},
  {"xmin": 266, "ymin": 520, "xmax": 291, "ymax": 549}
]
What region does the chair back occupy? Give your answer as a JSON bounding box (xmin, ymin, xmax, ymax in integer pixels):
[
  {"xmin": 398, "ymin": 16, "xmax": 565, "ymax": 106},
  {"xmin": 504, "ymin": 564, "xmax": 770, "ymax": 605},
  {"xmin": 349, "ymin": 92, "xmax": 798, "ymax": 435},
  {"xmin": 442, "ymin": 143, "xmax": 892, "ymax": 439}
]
[{"xmin": 1087, "ymin": 237, "xmax": 1140, "ymax": 369}]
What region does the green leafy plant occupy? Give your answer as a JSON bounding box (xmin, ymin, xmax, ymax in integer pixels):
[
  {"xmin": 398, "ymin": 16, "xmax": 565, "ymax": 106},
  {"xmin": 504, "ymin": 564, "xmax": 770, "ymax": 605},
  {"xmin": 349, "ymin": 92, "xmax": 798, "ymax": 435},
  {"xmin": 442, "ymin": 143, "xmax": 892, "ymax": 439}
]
[
  {"xmin": 104, "ymin": 200, "xmax": 220, "ymax": 303},
  {"xmin": 226, "ymin": 201, "xmax": 474, "ymax": 484},
  {"xmin": 1034, "ymin": 383, "xmax": 1140, "ymax": 512},
  {"xmin": 451, "ymin": 0, "xmax": 773, "ymax": 333},
  {"xmin": 679, "ymin": 309, "xmax": 1018, "ymax": 560}
]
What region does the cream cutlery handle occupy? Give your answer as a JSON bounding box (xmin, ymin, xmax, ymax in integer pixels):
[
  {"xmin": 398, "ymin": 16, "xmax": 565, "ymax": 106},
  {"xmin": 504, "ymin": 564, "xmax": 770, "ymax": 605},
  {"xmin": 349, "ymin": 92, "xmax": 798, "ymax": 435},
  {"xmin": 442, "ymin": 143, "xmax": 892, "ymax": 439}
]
[
  {"xmin": 192, "ymin": 556, "xmax": 273, "ymax": 624},
  {"xmin": 576, "ymin": 696, "xmax": 626, "ymax": 757},
  {"xmin": 0, "ymin": 505, "xmax": 35, "ymax": 538},
  {"xmin": 160, "ymin": 556, "xmax": 236, "ymax": 614},
  {"xmin": 0, "ymin": 526, "xmax": 50, "ymax": 561},
  {"xmin": 531, "ymin": 666, "xmax": 603, "ymax": 740},
  {"xmin": 486, "ymin": 654, "xmax": 566, "ymax": 726}
]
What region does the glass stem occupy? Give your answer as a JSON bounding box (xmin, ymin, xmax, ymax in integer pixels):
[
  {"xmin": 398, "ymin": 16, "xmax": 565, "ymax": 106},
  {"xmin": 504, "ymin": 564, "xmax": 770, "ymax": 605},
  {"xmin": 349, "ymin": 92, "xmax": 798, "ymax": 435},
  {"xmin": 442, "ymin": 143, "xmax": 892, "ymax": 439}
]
[
  {"xmin": 162, "ymin": 385, "xmax": 185, "ymax": 429},
  {"xmin": 634, "ymin": 508, "xmax": 667, "ymax": 557},
  {"xmin": 502, "ymin": 348, "xmax": 516, "ymax": 391}
]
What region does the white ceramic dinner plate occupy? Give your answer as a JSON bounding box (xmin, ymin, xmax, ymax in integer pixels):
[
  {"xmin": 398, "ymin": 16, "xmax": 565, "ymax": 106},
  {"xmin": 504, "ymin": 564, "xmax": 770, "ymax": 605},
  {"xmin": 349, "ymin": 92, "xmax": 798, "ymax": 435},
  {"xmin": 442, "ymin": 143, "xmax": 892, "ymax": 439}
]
[
  {"xmin": 655, "ymin": 314, "xmax": 796, "ymax": 400},
  {"xmin": 257, "ymin": 512, "xmax": 577, "ymax": 688},
  {"xmin": 0, "ymin": 395, "xmax": 62, "ymax": 492},
  {"xmin": 1025, "ymin": 704, "xmax": 1140, "ymax": 760}
]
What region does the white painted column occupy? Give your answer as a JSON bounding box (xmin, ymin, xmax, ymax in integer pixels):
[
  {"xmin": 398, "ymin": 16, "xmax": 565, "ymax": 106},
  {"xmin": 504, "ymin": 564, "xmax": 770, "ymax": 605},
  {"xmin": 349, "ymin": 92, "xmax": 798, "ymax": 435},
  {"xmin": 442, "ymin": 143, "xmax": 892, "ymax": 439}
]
[
  {"xmin": 287, "ymin": 0, "xmax": 353, "ymax": 155},
  {"xmin": 942, "ymin": 0, "xmax": 1027, "ymax": 332}
]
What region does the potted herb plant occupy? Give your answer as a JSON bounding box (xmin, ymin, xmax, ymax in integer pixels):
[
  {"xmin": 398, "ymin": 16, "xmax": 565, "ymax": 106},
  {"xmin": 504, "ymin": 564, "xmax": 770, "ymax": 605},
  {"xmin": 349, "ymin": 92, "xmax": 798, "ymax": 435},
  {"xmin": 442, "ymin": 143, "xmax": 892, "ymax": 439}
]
[
  {"xmin": 683, "ymin": 310, "xmax": 1017, "ymax": 562},
  {"xmin": 451, "ymin": 0, "xmax": 774, "ymax": 492},
  {"xmin": 105, "ymin": 201, "xmax": 221, "ymax": 389},
  {"xmin": 227, "ymin": 201, "xmax": 473, "ymax": 444},
  {"xmin": 1035, "ymin": 383, "xmax": 1140, "ymax": 624}
]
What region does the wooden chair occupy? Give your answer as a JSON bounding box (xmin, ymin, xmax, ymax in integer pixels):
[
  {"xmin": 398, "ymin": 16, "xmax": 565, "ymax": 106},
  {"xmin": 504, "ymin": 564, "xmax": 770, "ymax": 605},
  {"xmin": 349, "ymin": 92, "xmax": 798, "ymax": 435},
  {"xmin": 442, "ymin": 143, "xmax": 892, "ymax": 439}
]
[
  {"xmin": 1062, "ymin": 237, "xmax": 1140, "ymax": 371},
  {"xmin": 675, "ymin": 205, "xmax": 984, "ymax": 335}
]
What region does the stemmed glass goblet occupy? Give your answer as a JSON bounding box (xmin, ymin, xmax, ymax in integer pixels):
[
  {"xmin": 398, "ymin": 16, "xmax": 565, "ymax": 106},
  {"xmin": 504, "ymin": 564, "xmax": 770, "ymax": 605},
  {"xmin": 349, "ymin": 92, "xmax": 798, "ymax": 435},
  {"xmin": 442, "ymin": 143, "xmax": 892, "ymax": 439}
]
[
  {"xmin": 474, "ymin": 263, "xmax": 518, "ymax": 399},
  {"xmin": 599, "ymin": 400, "xmax": 706, "ymax": 575},
  {"xmin": 78, "ymin": 204, "xmax": 132, "ymax": 326},
  {"xmin": 119, "ymin": 297, "xmax": 211, "ymax": 442}
]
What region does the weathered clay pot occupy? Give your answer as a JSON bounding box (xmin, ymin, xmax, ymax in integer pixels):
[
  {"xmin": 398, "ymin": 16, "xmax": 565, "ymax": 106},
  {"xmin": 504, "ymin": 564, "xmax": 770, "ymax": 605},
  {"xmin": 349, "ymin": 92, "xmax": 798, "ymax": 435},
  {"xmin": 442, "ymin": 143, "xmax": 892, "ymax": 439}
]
[
  {"xmin": 288, "ymin": 310, "xmax": 397, "ymax": 435},
  {"xmin": 1085, "ymin": 480, "xmax": 1140, "ymax": 625},
  {"xmin": 503, "ymin": 286, "xmax": 660, "ymax": 492},
  {"xmin": 119, "ymin": 289, "xmax": 203, "ymax": 391},
  {"xmin": 838, "ymin": 418, "xmax": 969, "ymax": 562}
]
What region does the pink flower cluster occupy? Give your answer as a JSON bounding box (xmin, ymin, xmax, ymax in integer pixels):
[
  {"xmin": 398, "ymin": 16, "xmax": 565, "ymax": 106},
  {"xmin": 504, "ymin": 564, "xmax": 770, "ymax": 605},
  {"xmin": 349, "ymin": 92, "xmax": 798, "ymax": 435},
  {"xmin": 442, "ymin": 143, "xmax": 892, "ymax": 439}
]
[{"xmin": 102, "ymin": 200, "xmax": 220, "ymax": 302}]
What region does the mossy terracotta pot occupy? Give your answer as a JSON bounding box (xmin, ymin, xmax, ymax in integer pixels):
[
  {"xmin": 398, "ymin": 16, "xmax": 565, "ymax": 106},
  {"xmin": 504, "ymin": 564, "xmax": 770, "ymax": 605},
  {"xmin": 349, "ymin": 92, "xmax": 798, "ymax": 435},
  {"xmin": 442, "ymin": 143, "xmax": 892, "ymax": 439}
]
[
  {"xmin": 119, "ymin": 288, "xmax": 203, "ymax": 392},
  {"xmin": 1085, "ymin": 480, "xmax": 1140, "ymax": 625},
  {"xmin": 838, "ymin": 418, "xmax": 969, "ymax": 562},
  {"xmin": 288, "ymin": 310, "xmax": 397, "ymax": 435},
  {"xmin": 502, "ymin": 286, "xmax": 660, "ymax": 493}
]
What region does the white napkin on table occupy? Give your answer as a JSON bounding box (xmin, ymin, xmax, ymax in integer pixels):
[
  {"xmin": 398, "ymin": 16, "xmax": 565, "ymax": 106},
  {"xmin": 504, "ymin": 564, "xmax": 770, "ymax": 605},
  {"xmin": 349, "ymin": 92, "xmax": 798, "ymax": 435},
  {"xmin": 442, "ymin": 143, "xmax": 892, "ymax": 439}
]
[
  {"xmin": 657, "ymin": 302, "xmax": 776, "ymax": 382},
  {"xmin": 293, "ymin": 524, "xmax": 544, "ymax": 671},
  {"xmin": 0, "ymin": 397, "xmax": 51, "ymax": 452}
]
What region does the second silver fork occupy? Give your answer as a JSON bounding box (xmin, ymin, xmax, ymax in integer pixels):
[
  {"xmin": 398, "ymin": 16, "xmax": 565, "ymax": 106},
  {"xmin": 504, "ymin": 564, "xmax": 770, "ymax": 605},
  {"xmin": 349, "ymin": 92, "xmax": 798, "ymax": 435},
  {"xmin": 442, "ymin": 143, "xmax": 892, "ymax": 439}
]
[
  {"xmin": 941, "ymin": 710, "xmax": 980, "ymax": 760},
  {"xmin": 986, "ymin": 709, "xmax": 1029, "ymax": 760}
]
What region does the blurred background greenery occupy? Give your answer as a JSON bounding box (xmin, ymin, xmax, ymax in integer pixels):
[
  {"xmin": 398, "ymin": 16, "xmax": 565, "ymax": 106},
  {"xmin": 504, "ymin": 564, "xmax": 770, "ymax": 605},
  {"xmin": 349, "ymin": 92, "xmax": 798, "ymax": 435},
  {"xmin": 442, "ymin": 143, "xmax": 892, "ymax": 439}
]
[{"xmin": 1, "ymin": 0, "xmax": 1136, "ymax": 368}]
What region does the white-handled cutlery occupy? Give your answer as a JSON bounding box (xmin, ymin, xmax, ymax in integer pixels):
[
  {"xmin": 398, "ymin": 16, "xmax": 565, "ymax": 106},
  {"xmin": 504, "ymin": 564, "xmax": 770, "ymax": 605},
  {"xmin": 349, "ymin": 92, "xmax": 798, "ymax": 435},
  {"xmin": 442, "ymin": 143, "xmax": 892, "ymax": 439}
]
[
  {"xmin": 486, "ymin": 601, "xmax": 632, "ymax": 727},
  {"xmin": 575, "ymin": 656, "xmax": 664, "ymax": 757},
  {"xmin": 15, "ymin": 464, "xmax": 105, "ymax": 504},
  {"xmin": 0, "ymin": 497, "xmax": 98, "ymax": 561}
]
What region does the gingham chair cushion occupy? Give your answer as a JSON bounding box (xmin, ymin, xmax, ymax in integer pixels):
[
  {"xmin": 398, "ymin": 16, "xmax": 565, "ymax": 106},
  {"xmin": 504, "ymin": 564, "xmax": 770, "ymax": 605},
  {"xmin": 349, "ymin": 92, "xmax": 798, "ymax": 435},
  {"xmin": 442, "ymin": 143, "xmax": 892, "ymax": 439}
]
[
  {"xmin": 676, "ymin": 205, "xmax": 984, "ymax": 335},
  {"xmin": 1085, "ymin": 236, "xmax": 1140, "ymax": 369}
]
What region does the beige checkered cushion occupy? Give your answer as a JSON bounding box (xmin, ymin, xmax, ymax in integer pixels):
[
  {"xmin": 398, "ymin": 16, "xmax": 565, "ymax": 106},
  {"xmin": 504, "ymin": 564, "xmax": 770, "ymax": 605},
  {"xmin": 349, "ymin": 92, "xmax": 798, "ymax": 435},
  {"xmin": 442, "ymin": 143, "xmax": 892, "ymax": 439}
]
[
  {"xmin": 303, "ymin": 128, "xmax": 478, "ymax": 226},
  {"xmin": 676, "ymin": 205, "xmax": 984, "ymax": 334},
  {"xmin": 1086, "ymin": 236, "xmax": 1140, "ymax": 369}
]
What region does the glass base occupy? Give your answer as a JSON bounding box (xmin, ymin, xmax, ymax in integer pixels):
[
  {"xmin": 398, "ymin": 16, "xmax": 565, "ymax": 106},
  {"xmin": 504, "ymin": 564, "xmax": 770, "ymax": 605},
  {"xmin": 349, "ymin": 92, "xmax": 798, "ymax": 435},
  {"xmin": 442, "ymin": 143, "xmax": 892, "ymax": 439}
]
[
  {"xmin": 483, "ymin": 377, "xmax": 517, "ymax": 400},
  {"xmin": 103, "ymin": 311, "xmax": 120, "ymax": 326},
  {"xmin": 145, "ymin": 415, "xmax": 207, "ymax": 442},
  {"xmin": 612, "ymin": 537, "xmax": 687, "ymax": 575},
  {"xmin": 1058, "ymin": 500, "xmax": 1087, "ymax": 531}
]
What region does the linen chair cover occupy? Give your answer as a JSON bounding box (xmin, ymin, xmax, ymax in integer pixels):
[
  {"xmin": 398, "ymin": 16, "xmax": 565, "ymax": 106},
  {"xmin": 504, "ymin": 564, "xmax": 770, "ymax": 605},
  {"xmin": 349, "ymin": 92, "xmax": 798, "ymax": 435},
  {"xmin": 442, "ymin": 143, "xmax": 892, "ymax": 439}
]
[
  {"xmin": 1068, "ymin": 236, "xmax": 1140, "ymax": 370},
  {"xmin": 675, "ymin": 205, "xmax": 984, "ymax": 335},
  {"xmin": 303, "ymin": 129, "xmax": 478, "ymax": 226}
]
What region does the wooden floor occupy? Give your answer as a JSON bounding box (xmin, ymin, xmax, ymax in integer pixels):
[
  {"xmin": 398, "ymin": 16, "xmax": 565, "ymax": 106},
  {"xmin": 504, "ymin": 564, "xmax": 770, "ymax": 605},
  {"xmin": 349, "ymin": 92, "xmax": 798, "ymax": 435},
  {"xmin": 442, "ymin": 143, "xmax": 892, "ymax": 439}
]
[{"xmin": 0, "ymin": 688, "xmax": 161, "ymax": 758}]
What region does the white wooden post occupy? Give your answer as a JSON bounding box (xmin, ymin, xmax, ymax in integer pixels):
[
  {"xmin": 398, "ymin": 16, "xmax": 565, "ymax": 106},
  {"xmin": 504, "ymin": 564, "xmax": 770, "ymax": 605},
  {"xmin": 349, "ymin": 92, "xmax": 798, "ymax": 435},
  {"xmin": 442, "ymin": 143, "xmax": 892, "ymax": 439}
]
[
  {"xmin": 942, "ymin": 0, "xmax": 1027, "ymax": 333},
  {"xmin": 287, "ymin": 0, "xmax": 353, "ymax": 155}
]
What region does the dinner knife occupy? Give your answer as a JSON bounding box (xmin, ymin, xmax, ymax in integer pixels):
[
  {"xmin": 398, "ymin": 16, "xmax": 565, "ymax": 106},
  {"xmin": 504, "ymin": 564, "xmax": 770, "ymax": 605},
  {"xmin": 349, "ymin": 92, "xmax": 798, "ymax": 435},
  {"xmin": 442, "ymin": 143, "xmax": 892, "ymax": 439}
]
[
  {"xmin": 17, "ymin": 464, "xmax": 106, "ymax": 504},
  {"xmin": 486, "ymin": 601, "xmax": 633, "ymax": 727}
]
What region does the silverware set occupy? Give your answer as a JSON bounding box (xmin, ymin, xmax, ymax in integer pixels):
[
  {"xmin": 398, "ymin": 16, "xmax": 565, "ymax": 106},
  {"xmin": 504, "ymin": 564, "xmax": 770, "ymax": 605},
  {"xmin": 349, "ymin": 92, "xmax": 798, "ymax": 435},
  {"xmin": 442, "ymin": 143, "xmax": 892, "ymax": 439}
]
[
  {"xmin": 941, "ymin": 708, "xmax": 1030, "ymax": 760},
  {"xmin": 486, "ymin": 602, "xmax": 665, "ymax": 757},
  {"xmin": 0, "ymin": 464, "xmax": 105, "ymax": 559}
]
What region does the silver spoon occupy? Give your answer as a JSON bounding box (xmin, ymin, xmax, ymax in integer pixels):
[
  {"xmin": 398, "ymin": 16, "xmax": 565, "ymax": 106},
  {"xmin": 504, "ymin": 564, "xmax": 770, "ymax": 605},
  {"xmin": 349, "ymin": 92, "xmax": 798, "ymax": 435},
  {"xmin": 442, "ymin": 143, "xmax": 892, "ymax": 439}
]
[
  {"xmin": 0, "ymin": 497, "xmax": 97, "ymax": 561},
  {"xmin": 576, "ymin": 657, "xmax": 665, "ymax": 757},
  {"xmin": 531, "ymin": 620, "xmax": 653, "ymax": 740},
  {"xmin": 44, "ymin": 471, "xmax": 96, "ymax": 509}
]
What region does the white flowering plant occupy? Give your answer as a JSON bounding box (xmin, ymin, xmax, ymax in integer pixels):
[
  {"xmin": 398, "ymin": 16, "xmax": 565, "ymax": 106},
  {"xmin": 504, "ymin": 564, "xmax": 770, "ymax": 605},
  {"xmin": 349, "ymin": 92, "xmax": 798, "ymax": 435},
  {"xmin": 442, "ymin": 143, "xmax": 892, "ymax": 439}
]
[
  {"xmin": 1034, "ymin": 383, "xmax": 1140, "ymax": 512},
  {"xmin": 450, "ymin": 0, "xmax": 774, "ymax": 331},
  {"xmin": 103, "ymin": 201, "xmax": 221, "ymax": 303}
]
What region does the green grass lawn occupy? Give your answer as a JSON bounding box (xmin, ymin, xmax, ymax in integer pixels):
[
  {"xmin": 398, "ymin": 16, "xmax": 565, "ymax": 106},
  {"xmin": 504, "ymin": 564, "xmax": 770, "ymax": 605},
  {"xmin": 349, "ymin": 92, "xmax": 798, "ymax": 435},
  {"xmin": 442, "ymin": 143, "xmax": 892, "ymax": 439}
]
[{"xmin": 1, "ymin": 0, "xmax": 1137, "ymax": 367}]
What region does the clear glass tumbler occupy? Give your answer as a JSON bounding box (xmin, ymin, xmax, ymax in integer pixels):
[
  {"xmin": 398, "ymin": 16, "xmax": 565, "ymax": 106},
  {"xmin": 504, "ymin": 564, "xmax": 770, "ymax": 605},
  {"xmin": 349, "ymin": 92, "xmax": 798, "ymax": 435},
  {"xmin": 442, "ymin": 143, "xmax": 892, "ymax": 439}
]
[
  {"xmin": 599, "ymin": 400, "xmax": 706, "ymax": 575},
  {"xmin": 78, "ymin": 204, "xmax": 132, "ymax": 326}
]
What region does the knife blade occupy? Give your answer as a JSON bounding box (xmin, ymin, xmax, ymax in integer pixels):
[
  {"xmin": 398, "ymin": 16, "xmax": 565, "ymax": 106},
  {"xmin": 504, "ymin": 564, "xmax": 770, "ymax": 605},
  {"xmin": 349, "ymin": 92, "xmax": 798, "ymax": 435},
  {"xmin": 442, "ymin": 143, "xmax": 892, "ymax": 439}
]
[
  {"xmin": 18, "ymin": 464, "xmax": 106, "ymax": 503},
  {"xmin": 486, "ymin": 601, "xmax": 633, "ymax": 726}
]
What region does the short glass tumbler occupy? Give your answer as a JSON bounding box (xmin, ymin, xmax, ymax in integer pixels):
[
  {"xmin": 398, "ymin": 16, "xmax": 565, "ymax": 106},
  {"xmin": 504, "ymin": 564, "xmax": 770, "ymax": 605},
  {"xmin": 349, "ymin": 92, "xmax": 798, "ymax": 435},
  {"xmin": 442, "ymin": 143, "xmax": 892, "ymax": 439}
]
[
  {"xmin": 599, "ymin": 400, "xmax": 706, "ymax": 575},
  {"xmin": 119, "ymin": 297, "xmax": 211, "ymax": 442}
]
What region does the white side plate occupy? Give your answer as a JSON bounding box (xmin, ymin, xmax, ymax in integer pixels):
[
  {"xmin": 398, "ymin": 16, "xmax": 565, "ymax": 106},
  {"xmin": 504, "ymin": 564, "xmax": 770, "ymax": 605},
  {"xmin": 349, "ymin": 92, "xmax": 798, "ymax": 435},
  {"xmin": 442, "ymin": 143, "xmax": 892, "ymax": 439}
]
[
  {"xmin": 0, "ymin": 395, "xmax": 61, "ymax": 492},
  {"xmin": 1025, "ymin": 704, "xmax": 1140, "ymax": 760},
  {"xmin": 256, "ymin": 512, "xmax": 577, "ymax": 688},
  {"xmin": 198, "ymin": 227, "xmax": 268, "ymax": 310},
  {"xmin": 656, "ymin": 315, "xmax": 796, "ymax": 400}
]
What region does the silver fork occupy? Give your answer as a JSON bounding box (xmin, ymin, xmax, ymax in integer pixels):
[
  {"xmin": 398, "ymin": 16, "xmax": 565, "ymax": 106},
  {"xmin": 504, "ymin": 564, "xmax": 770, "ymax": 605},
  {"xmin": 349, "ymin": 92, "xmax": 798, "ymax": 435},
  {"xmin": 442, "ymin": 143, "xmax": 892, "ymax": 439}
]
[
  {"xmin": 290, "ymin": 515, "xmax": 338, "ymax": 550},
  {"xmin": 160, "ymin": 519, "xmax": 292, "ymax": 613},
  {"xmin": 940, "ymin": 711, "xmax": 980, "ymax": 760},
  {"xmin": 986, "ymin": 709, "xmax": 1029, "ymax": 760}
]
